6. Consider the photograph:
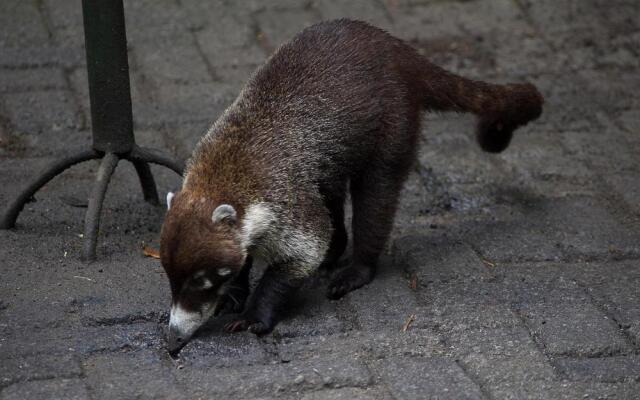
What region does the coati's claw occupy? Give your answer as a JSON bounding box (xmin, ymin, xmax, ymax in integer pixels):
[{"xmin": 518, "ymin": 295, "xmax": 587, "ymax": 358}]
[
  {"xmin": 327, "ymin": 264, "xmax": 375, "ymax": 300},
  {"xmin": 224, "ymin": 319, "xmax": 249, "ymax": 332},
  {"xmin": 224, "ymin": 317, "xmax": 271, "ymax": 335}
]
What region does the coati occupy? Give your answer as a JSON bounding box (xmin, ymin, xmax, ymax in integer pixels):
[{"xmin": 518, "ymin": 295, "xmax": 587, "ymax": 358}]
[{"xmin": 160, "ymin": 19, "xmax": 543, "ymax": 354}]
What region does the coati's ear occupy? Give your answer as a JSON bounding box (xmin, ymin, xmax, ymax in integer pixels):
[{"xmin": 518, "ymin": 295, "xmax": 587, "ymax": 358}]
[
  {"xmin": 212, "ymin": 204, "xmax": 237, "ymax": 225},
  {"xmin": 166, "ymin": 192, "xmax": 175, "ymax": 210}
]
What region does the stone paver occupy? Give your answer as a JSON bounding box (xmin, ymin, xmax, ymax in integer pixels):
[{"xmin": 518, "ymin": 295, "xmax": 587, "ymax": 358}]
[{"xmin": 1, "ymin": 0, "xmax": 639, "ymax": 399}]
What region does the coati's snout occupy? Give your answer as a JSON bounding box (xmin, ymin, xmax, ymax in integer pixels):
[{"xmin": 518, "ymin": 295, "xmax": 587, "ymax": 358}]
[{"xmin": 160, "ymin": 191, "xmax": 246, "ymax": 354}]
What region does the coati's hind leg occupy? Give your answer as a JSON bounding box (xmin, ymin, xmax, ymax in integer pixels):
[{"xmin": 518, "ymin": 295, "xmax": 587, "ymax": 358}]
[
  {"xmin": 318, "ymin": 194, "xmax": 348, "ymax": 274},
  {"xmin": 327, "ymin": 163, "xmax": 409, "ymax": 299}
]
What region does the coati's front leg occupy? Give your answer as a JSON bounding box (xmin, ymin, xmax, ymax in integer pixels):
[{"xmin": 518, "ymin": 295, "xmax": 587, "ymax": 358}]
[
  {"xmin": 215, "ymin": 256, "xmax": 252, "ymax": 316},
  {"xmin": 224, "ymin": 263, "xmax": 303, "ymax": 334}
]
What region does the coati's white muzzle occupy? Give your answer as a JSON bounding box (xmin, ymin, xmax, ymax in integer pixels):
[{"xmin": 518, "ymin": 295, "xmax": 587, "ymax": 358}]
[{"xmin": 167, "ymin": 302, "xmax": 216, "ymax": 354}]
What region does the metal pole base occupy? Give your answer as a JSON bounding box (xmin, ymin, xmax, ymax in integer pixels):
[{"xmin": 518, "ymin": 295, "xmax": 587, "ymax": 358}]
[{"xmin": 1, "ymin": 145, "xmax": 184, "ymax": 261}]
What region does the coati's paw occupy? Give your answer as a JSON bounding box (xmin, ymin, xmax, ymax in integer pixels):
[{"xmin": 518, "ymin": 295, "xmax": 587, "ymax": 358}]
[
  {"xmin": 326, "ymin": 264, "xmax": 375, "ymax": 300},
  {"xmin": 223, "ymin": 314, "xmax": 271, "ymax": 335}
]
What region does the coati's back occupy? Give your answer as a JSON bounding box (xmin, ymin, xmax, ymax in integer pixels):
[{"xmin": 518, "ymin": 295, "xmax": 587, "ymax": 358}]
[{"xmin": 187, "ymin": 19, "xmax": 542, "ymax": 198}]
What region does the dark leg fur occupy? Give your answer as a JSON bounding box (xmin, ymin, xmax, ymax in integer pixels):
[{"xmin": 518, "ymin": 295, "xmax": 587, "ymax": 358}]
[
  {"xmin": 327, "ymin": 162, "xmax": 409, "ymax": 299},
  {"xmin": 215, "ymin": 256, "xmax": 252, "ymax": 316},
  {"xmin": 224, "ymin": 267, "xmax": 301, "ymax": 334},
  {"xmin": 318, "ymin": 195, "xmax": 348, "ymax": 273}
]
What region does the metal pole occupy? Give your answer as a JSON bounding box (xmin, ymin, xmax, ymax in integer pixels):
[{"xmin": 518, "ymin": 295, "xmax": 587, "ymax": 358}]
[{"xmin": 82, "ymin": 0, "xmax": 135, "ymax": 154}]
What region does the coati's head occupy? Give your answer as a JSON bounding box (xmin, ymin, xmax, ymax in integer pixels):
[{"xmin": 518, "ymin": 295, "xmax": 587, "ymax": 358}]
[{"xmin": 160, "ymin": 191, "xmax": 246, "ymax": 354}]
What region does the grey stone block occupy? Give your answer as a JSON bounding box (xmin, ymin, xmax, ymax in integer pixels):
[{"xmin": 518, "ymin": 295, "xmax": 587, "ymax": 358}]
[
  {"xmin": 462, "ymin": 196, "xmax": 640, "ymax": 262},
  {"xmin": 0, "ymin": 0, "xmax": 49, "ymax": 48},
  {"xmin": 2, "ymin": 90, "xmax": 82, "ymax": 134},
  {"xmin": 394, "ymin": 234, "xmax": 487, "ymax": 284},
  {"xmin": 447, "ymin": 327, "xmax": 556, "ymax": 388},
  {"xmin": 343, "ymin": 261, "xmax": 424, "ymax": 332},
  {"xmin": 255, "ymin": 8, "xmax": 322, "ymax": 48},
  {"xmin": 300, "ymin": 387, "xmax": 382, "ymax": 400},
  {"xmin": 314, "ymin": 0, "xmax": 391, "ymax": 30},
  {"xmin": 0, "ymin": 378, "xmax": 89, "ymax": 400},
  {"xmin": 374, "ymin": 356, "xmax": 484, "ymax": 400},
  {"xmin": 554, "ymin": 355, "xmax": 640, "ymax": 383},
  {"xmin": 83, "ymin": 350, "xmax": 188, "ymax": 400},
  {"xmin": 0, "ymin": 68, "xmax": 67, "ymax": 93},
  {"xmin": 42, "ymin": 0, "xmax": 85, "ymax": 48},
  {"xmin": 488, "ymin": 380, "xmax": 640, "ymax": 400},
  {"xmin": 132, "ymin": 34, "xmax": 213, "ymax": 85},
  {"xmin": 176, "ymin": 352, "xmax": 371, "ymax": 398},
  {"xmin": 0, "ymin": 354, "xmax": 82, "ymax": 386}
]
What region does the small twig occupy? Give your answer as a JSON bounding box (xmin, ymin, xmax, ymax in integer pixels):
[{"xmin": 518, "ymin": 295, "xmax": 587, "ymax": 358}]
[
  {"xmin": 142, "ymin": 245, "xmax": 160, "ymax": 259},
  {"xmin": 401, "ymin": 314, "xmax": 416, "ymax": 332},
  {"xmin": 73, "ymin": 275, "xmax": 94, "ymax": 282},
  {"xmin": 481, "ymin": 258, "xmax": 496, "ymax": 268}
]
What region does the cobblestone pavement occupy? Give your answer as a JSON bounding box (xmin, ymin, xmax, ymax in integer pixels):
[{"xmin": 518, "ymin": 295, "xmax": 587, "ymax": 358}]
[{"xmin": 1, "ymin": 0, "xmax": 639, "ymax": 399}]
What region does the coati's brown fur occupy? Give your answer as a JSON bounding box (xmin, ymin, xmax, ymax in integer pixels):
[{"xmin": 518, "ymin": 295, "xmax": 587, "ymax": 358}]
[{"xmin": 160, "ymin": 19, "xmax": 543, "ymax": 353}]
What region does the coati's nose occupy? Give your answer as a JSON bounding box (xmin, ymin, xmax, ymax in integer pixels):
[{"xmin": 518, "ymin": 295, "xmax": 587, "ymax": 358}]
[{"xmin": 167, "ymin": 327, "xmax": 187, "ymax": 356}]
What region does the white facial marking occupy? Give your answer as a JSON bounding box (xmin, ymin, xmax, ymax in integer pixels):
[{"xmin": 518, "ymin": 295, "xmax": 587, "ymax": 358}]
[
  {"xmin": 212, "ymin": 204, "xmax": 237, "ymax": 224},
  {"xmin": 201, "ymin": 278, "xmax": 213, "ymax": 289},
  {"xmin": 169, "ymin": 304, "xmax": 202, "ymax": 338},
  {"xmin": 217, "ymin": 268, "xmax": 232, "ymax": 277},
  {"xmin": 166, "ymin": 192, "xmax": 174, "ymax": 210}
]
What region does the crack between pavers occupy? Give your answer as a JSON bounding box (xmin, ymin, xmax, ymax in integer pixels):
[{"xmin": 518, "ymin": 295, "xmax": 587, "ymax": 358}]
[
  {"xmin": 0, "ymin": 372, "xmax": 84, "ymax": 391},
  {"xmin": 574, "ymin": 281, "xmax": 640, "ymax": 353},
  {"xmin": 509, "ymin": 304, "xmax": 564, "ymax": 380}
]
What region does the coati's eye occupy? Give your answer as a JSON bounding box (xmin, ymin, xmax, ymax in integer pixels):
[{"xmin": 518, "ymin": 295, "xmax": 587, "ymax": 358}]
[{"xmin": 189, "ymin": 273, "xmax": 213, "ymax": 290}]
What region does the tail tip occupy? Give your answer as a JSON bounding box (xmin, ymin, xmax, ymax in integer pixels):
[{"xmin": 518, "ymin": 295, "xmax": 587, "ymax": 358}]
[
  {"xmin": 476, "ymin": 119, "xmax": 514, "ymax": 153},
  {"xmin": 477, "ymin": 83, "xmax": 543, "ymax": 153}
]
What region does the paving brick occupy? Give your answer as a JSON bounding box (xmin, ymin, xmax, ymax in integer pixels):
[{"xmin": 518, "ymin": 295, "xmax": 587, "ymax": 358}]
[
  {"xmin": 586, "ymin": 266, "xmax": 640, "ymax": 346},
  {"xmin": 314, "ymin": 0, "xmax": 392, "ymax": 30},
  {"xmin": 343, "ymin": 259, "xmax": 424, "ymax": 332},
  {"xmin": 0, "ymin": 67, "xmax": 67, "ymax": 93},
  {"xmin": 123, "ymin": 0, "xmax": 189, "ymax": 42},
  {"xmin": 497, "ymin": 264, "xmax": 632, "ymax": 357},
  {"xmin": 255, "ymin": 8, "xmax": 322, "ymax": 49},
  {"xmin": 133, "ymin": 82, "xmax": 237, "ymax": 128},
  {"xmin": 275, "ymin": 284, "xmax": 353, "ymax": 338},
  {"xmin": 42, "ymin": 0, "xmax": 85, "ymax": 48},
  {"xmin": 277, "ymin": 330, "xmax": 444, "ymax": 363},
  {"xmin": 0, "ymin": 378, "xmax": 89, "ymax": 400},
  {"xmin": 394, "ymin": 234, "xmax": 488, "ymax": 284},
  {"xmin": 519, "ymin": 302, "xmax": 630, "ymax": 357},
  {"xmin": 447, "ymin": 327, "xmax": 556, "ymax": 389},
  {"xmin": 554, "ymin": 355, "xmax": 640, "ymax": 383},
  {"xmin": 132, "ymin": 34, "xmax": 213, "ymax": 85},
  {"xmin": 2, "ymin": 323, "xmax": 164, "ymax": 359},
  {"xmin": 1, "ymin": 90, "xmax": 82, "ymax": 135},
  {"xmin": 176, "ymin": 331, "xmax": 272, "ymax": 368},
  {"xmin": 373, "ymin": 356, "xmax": 484, "ymax": 400},
  {"xmin": 0, "ymin": 354, "xmax": 82, "ymax": 387},
  {"xmin": 176, "ymin": 352, "xmax": 371, "ymax": 398},
  {"xmin": 462, "ymin": 196, "xmax": 640, "ymax": 262},
  {"xmin": 419, "ymin": 280, "xmax": 523, "ymax": 333},
  {"xmin": 299, "ymin": 387, "xmax": 382, "ymax": 400},
  {"xmin": 0, "ymin": 0, "xmax": 49, "ymax": 49},
  {"xmin": 488, "ymin": 379, "xmax": 640, "ymax": 400},
  {"xmin": 83, "ymin": 350, "xmax": 187, "ymax": 399}
]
